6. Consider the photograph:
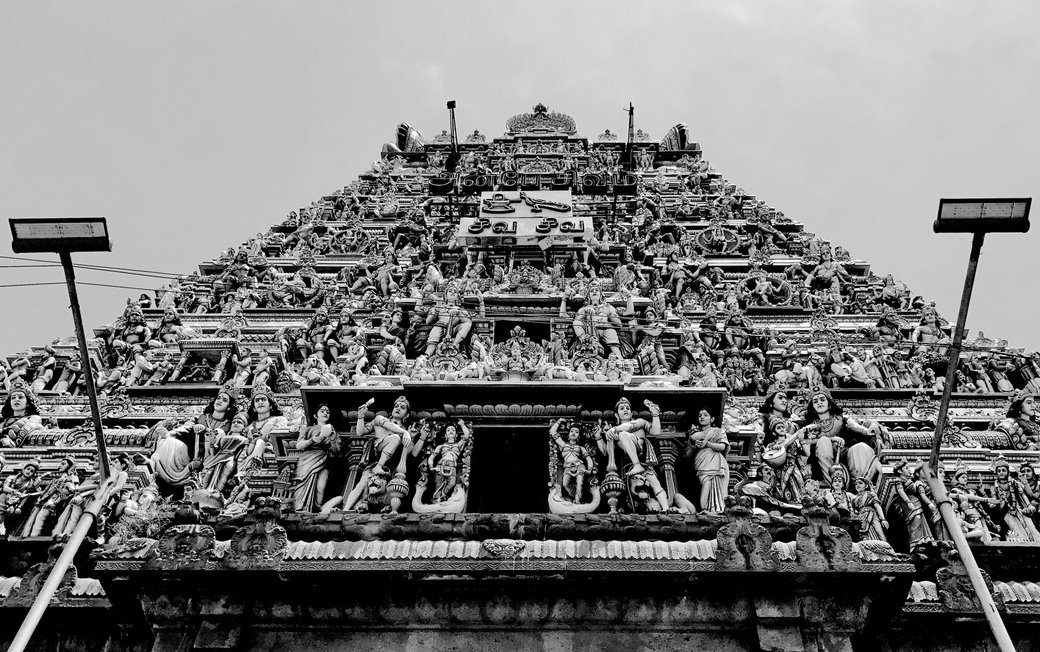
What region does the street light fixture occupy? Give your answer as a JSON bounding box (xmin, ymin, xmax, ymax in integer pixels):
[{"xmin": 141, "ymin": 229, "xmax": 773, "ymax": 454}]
[
  {"xmin": 926, "ymin": 197, "xmax": 1031, "ymax": 652},
  {"xmin": 8, "ymin": 216, "xmax": 115, "ymax": 652}
]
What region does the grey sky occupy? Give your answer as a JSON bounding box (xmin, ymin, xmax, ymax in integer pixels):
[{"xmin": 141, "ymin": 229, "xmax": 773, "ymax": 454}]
[{"xmin": 1, "ymin": 1, "xmax": 1037, "ymax": 355}]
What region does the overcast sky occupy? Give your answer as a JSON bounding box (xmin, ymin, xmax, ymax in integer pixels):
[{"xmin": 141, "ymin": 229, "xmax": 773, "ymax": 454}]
[{"xmin": 1, "ymin": 1, "xmax": 1037, "ymax": 356}]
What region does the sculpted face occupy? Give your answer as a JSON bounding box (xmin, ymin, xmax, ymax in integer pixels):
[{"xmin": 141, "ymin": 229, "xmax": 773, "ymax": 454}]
[
  {"xmin": 615, "ymin": 400, "xmax": 632, "ymax": 422},
  {"xmin": 854, "ymin": 478, "xmax": 869, "ymax": 493},
  {"xmin": 444, "ymin": 425, "xmax": 457, "ymax": 443},
  {"xmin": 214, "ymin": 392, "xmax": 231, "ymax": 413},
  {"xmin": 230, "ymin": 416, "xmax": 247, "ymax": 433},
  {"xmin": 253, "ymin": 394, "xmax": 271, "ymax": 416},
  {"xmin": 8, "ymin": 391, "xmax": 27, "ymax": 413},
  {"xmin": 811, "ymin": 393, "xmax": 830, "ymax": 414},
  {"xmin": 316, "ymin": 405, "xmax": 330, "ymax": 422},
  {"xmin": 391, "ymin": 400, "xmax": 409, "ymax": 421},
  {"xmin": 568, "ymin": 427, "xmax": 580, "ymax": 444},
  {"xmin": 1023, "ymin": 466, "xmax": 1036, "ymax": 481},
  {"xmin": 1023, "ymin": 397, "xmax": 1036, "ymax": 417},
  {"xmin": 771, "ymin": 393, "xmax": 788, "ymax": 413},
  {"xmin": 697, "ymin": 409, "xmax": 712, "ymax": 427},
  {"xmin": 997, "ymin": 466, "xmax": 1009, "ymax": 480}
]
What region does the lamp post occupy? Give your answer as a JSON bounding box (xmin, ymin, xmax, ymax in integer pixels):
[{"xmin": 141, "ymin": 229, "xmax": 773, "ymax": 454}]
[
  {"xmin": 926, "ymin": 198, "xmax": 1030, "ymax": 652},
  {"xmin": 7, "ymin": 216, "xmax": 116, "ymax": 652}
]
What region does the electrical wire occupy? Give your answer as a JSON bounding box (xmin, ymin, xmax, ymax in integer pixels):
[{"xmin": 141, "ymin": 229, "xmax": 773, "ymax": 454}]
[
  {"xmin": 0, "ymin": 280, "xmax": 159, "ymax": 292},
  {"xmin": 0, "ymin": 254, "xmax": 182, "ymax": 280}
]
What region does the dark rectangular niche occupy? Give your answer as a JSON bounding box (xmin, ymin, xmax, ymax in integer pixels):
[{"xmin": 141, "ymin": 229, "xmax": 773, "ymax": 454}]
[{"xmin": 467, "ymin": 423, "xmax": 548, "ymax": 514}]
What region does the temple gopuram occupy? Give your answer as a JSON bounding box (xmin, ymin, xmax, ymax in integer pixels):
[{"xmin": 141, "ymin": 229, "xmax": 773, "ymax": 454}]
[{"xmin": 1, "ymin": 104, "xmax": 1039, "ymax": 651}]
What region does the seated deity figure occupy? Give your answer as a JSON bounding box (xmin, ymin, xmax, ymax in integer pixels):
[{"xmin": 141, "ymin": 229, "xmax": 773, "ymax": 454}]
[
  {"xmin": 549, "ymin": 419, "xmax": 596, "ymax": 505},
  {"xmin": 324, "ymin": 396, "xmax": 414, "ymax": 513},
  {"xmin": 598, "ymin": 398, "xmax": 674, "ymax": 512},
  {"xmin": 572, "ymin": 282, "xmax": 627, "ymax": 359},
  {"xmin": 911, "ymin": 305, "xmax": 950, "ymax": 356},
  {"xmin": 804, "ymin": 249, "xmax": 850, "ymax": 295},
  {"xmin": 237, "ymin": 389, "xmax": 288, "ymax": 482},
  {"xmin": 152, "ymin": 389, "xmax": 236, "ymax": 498},
  {"xmin": 794, "ymin": 386, "xmax": 886, "ymax": 486},
  {"xmin": 424, "ymin": 282, "xmax": 473, "ymax": 356},
  {"xmin": 117, "ymin": 304, "xmax": 152, "ymax": 348}
]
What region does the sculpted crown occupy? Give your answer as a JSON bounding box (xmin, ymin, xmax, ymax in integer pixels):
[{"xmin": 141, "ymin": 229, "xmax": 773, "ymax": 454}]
[{"xmin": 505, "ymin": 103, "xmax": 577, "ymax": 136}]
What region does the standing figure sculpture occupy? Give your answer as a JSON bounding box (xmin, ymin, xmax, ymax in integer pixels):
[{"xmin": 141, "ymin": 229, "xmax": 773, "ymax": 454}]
[
  {"xmin": 424, "ymin": 283, "xmax": 473, "ymax": 356},
  {"xmin": 572, "ymin": 282, "xmax": 627, "ymax": 359},
  {"xmin": 292, "ymin": 404, "xmax": 340, "ymax": 512},
  {"xmin": 548, "ymin": 419, "xmax": 596, "ymax": 507},
  {"xmin": 414, "ymin": 420, "xmax": 471, "ymax": 511},
  {"xmin": 685, "ymin": 408, "xmax": 730, "ymax": 512},
  {"xmin": 990, "ymin": 456, "xmax": 1040, "ymax": 542},
  {"xmin": 891, "ymin": 459, "xmax": 935, "ymax": 548},
  {"xmin": 200, "ymin": 413, "xmax": 249, "ymax": 496}
]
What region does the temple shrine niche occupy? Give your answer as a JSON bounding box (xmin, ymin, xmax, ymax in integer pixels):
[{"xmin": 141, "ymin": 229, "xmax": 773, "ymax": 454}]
[{"xmin": 0, "ymin": 102, "xmax": 1037, "ymax": 651}]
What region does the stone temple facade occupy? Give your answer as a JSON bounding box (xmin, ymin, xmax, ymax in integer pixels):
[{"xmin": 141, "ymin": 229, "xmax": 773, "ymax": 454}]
[{"xmin": 0, "ymin": 104, "xmax": 1039, "ymax": 651}]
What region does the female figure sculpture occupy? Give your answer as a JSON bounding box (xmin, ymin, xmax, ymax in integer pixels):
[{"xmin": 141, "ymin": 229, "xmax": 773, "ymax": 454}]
[
  {"xmin": 990, "ymin": 456, "xmax": 1040, "ymax": 542},
  {"xmin": 891, "ymin": 459, "xmax": 935, "ymax": 547},
  {"xmin": 684, "ymin": 408, "xmax": 729, "ymax": 512},
  {"xmin": 759, "ymin": 389, "xmax": 809, "ymax": 503},
  {"xmin": 1006, "ymin": 393, "xmax": 1040, "ymax": 448},
  {"xmin": 796, "ymin": 386, "xmax": 885, "ymax": 485},
  {"xmin": 201, "ymin": 413, "xmax": 249, "ymax": 496},
  {"xmin": 0, "ymin": 382, "xmax": 44, "ymax": 448},
  {"xmin": 851, "ymin": 476, "xmax": 888, "ymax": 541},
  {"xmin": 293, "ymin": 404, "xmax": 340, "ymax": 512}
]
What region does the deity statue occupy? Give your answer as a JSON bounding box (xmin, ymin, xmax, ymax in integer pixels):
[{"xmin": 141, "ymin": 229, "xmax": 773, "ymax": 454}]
[
  {"xmin": 911, "ymin": 305, "xmax": 949, "ymax": 356},
  {"xmin": 423, "ymin": 283, "xmax": 473, "ymax": 356},
  {"xmin": 151, "ymin": 388, "xmax": 237, "ymax": 498},
  {"xmin": 0, "ymin": 459, "xmax": 41, "ymax": 536},
  {"xmin": 804, "ymin": 249, "xmax": 850, "ymax": 295},
  {"xmin": 795, "ymin": 386, "xmax": 886, "ymax": 486},
  {"xmin": 572, "ymin": 282, "xmax": 627, "ymax": 359},
  {"xmin": 1005, "ymin": 392, "xmax": 1040, "ymax": 448},
  {"xmin": 1, "ymin": 381, "xmax": 44, "ymax": 448},
  {"xmin": 597, "ymin": 398, "xmax": 682, "ymax": 513},
  {"xmin": 891, "ymin": 459, "xmax": 936, "ymax": 548},
  {"xmin": 412, "ymin": 420, "xmax": 471, "ymax": 513},
  {"xmin": 19, "ymin": 456, "xmax": 79, "ymax": 537},
  {"xmin": 548, "ymin": 419, "xmax": 597, "ymax": 510},
  {"xmin": 326, "ymin": 396, "xmax": 413, "ymax": 514},
  {"xmin": 759, "ymin": 389, "xmax": 810, "ymax": 504},
  {"xmin": 684, "ymin": 409, "xmax": 730, "ymax": 512},
  {"xmin": 292, "ymin": 404, "xmax": 340, "ymax": 512},
  {"xmin": 851, "ymin": 476, "xmax": 889, "ymax": 542},
  {"xmin": 200, "ymin": 413, "xmax": 249, "ymax": 497},
  {"xmin": 989, "ymin": 456, "xmax": 1040, "ymax": 542}
]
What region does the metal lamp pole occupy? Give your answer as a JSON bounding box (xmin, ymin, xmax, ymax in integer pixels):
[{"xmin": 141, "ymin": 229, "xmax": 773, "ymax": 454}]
[
  {"xmin": 923, "ymin": 198, "xmax": 1031, "ymax": 652},
  {"xmin": 7, "ymin": 218, "xmax": 115, "ymax": 652}
]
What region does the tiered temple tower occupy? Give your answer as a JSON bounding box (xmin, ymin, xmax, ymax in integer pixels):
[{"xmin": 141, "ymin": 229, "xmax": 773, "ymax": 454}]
[{"xmin": 1, "ymin": 104, "xmax": 1038, "ymax": 651}]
